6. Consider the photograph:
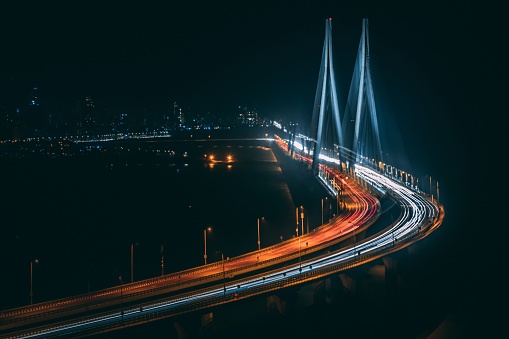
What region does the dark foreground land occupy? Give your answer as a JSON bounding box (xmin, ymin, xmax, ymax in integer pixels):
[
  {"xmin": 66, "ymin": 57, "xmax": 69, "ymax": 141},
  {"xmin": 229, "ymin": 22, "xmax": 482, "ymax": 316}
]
[
  {"xmin": 99, "ymin": 137, "xmax": 484, "ymax": 339},
  {"xmin": 1, "ymin": 128, "xmax": 485, "ymax": 338}
]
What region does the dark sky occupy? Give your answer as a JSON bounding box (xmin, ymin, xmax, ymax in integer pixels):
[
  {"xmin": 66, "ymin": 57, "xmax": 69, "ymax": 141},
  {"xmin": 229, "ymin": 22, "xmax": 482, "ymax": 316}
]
[
  {"xmin": 0, "ymin": 1, "xmax": 495, "ymax": 107},
  {"xmin": 0, "ymin": 2, "xmax": 501, "ymax": 331},
  {"xmin": 0, "ymin": 1, "xmax": 499, "ymax": 164}
]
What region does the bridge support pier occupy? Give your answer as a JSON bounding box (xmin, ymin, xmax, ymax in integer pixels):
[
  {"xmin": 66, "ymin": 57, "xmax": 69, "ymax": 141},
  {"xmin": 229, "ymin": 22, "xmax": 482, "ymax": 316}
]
[
  {"xmin": 383, "ymin": 257, "xmax": 399, "ymax": 301},
  {"xmin": 338, "ymin": 259, "xmax": 401, "ymax": 304},
  {"xmin": 267, "ymin": 294, "xmax": 288, "ymax": 315},
  {"xmin": 267, "ymin": 279, "xmax": 328, "ymax": 318},
  {"xmin": 339, "ymin": 273, "xmax": 358, "ymax": 295},
  {"xmin": 170, "ymin": 312, "xmax": 214, "ymax": 339},
  {"xmin": 173, "ymin": 320, "xmax": 187, "ymax": 339},
  {"xmin": 200, "ymin": 312, "xmax": 213, "ymax": 333},
  {"xmin": 295, "ymin": 279, "xmax": 327, "ymax": 308}
]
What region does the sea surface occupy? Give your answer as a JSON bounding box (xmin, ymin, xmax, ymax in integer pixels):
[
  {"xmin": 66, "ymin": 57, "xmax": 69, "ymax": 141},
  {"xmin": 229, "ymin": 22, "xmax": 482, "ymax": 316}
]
[
  {"xmin": 0, "ymin": 128, "xmax": 485, "ymax": 338},
  {"xmin": 1, "ymin": 133, "xmax": 325, "ymax": 309}
]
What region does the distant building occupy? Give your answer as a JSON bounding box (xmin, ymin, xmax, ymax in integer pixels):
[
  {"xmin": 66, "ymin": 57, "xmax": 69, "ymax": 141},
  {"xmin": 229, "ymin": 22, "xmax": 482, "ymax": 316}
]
[
  {"xmin": 23, "ymin": 86, "xmax": 45, "ymax": 138},
  {"xmin": 237, "ymin": 106, "xmax": 260, "ymax": 127},
  {"xmin": 0, "ymin": 106, "xmax": 22, "ymax": 140},
  {"xmin": 177, "ymin": 106, "xmax": 185, "ymax": 128},
  {"xmin": 80, "ymin": 96, "xmax": 98, "ymax": 135}
]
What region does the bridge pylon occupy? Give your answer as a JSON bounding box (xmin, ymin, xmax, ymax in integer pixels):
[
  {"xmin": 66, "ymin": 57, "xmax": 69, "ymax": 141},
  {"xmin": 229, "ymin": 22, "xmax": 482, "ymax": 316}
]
[
  {"xmin": 342, "ymin": 18, "xmax": 383, "ymax": 166},
  {"xmin": 310, "ymin": 18, "xmax": 384, "ymax": 176},
  {"xmin": 310, "ymin": 18, "xmax": 343, "ymax": 176}
]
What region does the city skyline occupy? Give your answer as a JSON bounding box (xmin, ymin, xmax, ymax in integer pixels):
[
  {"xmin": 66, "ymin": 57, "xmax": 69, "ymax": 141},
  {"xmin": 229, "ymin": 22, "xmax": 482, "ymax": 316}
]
[
  {"xmin": 2, "ymin": 2, "xmax": 483, "ymax": 123},
  {"xmin": 0, "ymin": 2, "xmax": 498, "ymax": 336},
  {"xmin": 1, "ymin": 1, "xmax": 497, "ymax": 188},
  {"xmin": 0, "ymin": 85, "xmax": 269, "ymax": 140}
]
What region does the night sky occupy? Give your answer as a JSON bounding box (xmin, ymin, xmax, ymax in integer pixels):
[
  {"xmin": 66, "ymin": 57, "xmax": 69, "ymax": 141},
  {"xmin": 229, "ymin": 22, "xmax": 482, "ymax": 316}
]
[
  {"xmin": 1, "ymin": 1, "xmax": 498, "ymax": 169},
  {"xmin": 0, "ymin": 1, "xmax": 500, "ymax": 335},
  {"xmin": 2, "ymin": 0, "xmax": 498, "ymax": 196},
  {"xmin": 0, "ymin": 1, "xmax": 496, "ymax": 117}
]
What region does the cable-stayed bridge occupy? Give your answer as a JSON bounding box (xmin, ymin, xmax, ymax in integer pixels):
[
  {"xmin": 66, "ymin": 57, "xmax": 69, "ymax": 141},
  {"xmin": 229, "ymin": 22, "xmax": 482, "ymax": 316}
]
[
  {"xmin": 0, "ymin": 18, "xmax": 444, "ymax": 338},
  {"xmin": 288, "ymin": 18, "xmax": 383, "ymax": 179}
]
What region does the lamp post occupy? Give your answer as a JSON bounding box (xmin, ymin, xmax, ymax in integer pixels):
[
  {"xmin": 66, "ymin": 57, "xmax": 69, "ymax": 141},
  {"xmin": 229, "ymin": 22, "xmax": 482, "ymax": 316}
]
[
  {"xmin": 118, "ymin": 275, "xmax": 124, "ymax": 322},
  {"xmin": 221, "ymin": 252, "xmax": 226, "ymax": 295},
  {"xmin": 321, "ymin": 198, "xmax": 325, "ymax": 225},
  {"xmin": 295, "ymin": 207, "xmax": 299, "ymax": 237},
  {"xmin": 300, "ymin": 206, "xmax": 304, "ymax": 236},
  {"xmin": 336, "ymin": 193, "xmax": 339, "ymax": 216},
  {"xmin": 298, "ymin": 236, "xmax": 302, "ymax": 272},
  {"xmin": 30, "ymin": 259, "xmax": 38, "ymax": 305},
  {"xmin": 130, "ymin": 242, "xmax": 138, "ymax": 283},
  {"xmin": 353, "ymin": 234, "xmax": 357, "ymax": 257},
  {"xmin": 87, "ymin": 262, "xmax": 92, "ymax": 293},
  {"xmin": 328, "ymin": 199, "xmax": 332, "ymax": 221},
  {"xmin": 257, "ymin": 217, "xmax": 264, "ymax": 251},
  {"xmin": 160, "ymin": 245, "xmax": 164, "ymax": 276},
  {"xmin": 204, "ymin": 227, "xmax": 212, "ymax": 265}
]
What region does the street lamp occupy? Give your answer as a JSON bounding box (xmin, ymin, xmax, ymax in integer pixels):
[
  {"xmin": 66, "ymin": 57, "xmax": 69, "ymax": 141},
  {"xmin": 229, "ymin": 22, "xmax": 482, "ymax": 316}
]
[
  {"xmin": 257, "ymin": 217, "xmax": 264, "ymax": 251},
  {"xmin": 295, "ymin": 207, "xmax": 299, "ymax": 237},
  {"xmin": 30, "ymin": 259, "xmax": 39, "ymax": 305},
  {"xmin": 204, "ymin": 227, "xmax": 212, "ymax": 265},
  {"xmin": 321, "ymin": 198, "xmax": 326, "ymax": 225},
  {"xmin": 131, "ymin": 242, "xmax": 138, "ymax": 283},
  {"xmin": 335, "ymin": 193, "xmax": 339, "ymax": 216},
  {"xmin": 221, "ymin": 252, "xmax": 226, "ymax": 295},
  {"xmin": 300, "ymin": 206, "xmax": 304, "ymax": 236},
  {"xmin": 298, "ymin": 236, "xmax": 302, "ymax": 272},
  {"xmin": 87, "ymin": 262, "xmax": 92, "ymax": 293},
  {"xmin": 118, "ymin": 275, "xmax": 124, "ymax": 322},
  {"xmin": 160, "ymin": 245, "xmax": 164, "ymax": 276},
  {"xmin": 429, "ymin": 175, "xmax": 434, "ymax": 202}
]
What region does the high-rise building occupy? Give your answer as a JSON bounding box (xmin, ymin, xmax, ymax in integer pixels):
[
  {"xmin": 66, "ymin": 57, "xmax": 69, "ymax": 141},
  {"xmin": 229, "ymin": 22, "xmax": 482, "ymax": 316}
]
[
  {"xmin": 0, "ymin": 106, "xmax": 22, "ymax": 140},
  {"xmin": 237, "ymin": 106, "xmax": 259, "ymax": 127},
  {"xmin": 82, "ymin": 96, "xmax": 97, "ymax": 134},
  {"xmin": 24, "ymin": 85, "xmax": 44, "ymax": 137}
]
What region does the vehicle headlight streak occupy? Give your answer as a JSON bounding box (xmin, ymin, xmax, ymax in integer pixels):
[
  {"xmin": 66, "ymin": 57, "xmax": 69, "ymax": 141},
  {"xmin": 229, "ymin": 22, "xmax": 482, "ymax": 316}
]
[{"xmin": 9, "ymin": 165, "xmax": 439, "ymax": 338}]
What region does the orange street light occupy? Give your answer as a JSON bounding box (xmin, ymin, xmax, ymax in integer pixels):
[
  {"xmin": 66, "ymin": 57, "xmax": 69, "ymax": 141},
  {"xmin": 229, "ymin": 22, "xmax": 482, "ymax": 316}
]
[
  {"xmin": 204, "ymin": 227, "xmax": 212, "ymax": 265},
  {"xmin": 30, "ymin": 259, "xmax": 39, "ymax": 305}
]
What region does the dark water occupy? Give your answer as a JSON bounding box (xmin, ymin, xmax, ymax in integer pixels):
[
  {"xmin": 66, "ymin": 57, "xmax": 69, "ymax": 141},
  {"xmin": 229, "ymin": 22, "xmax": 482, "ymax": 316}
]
[
  {"xmin": 0, "ymin": 131, "xmax": 486, "ymax": 338},
  {"xmin": 1, "ymin": 135, "xmax": 326, "ymax": 310}
]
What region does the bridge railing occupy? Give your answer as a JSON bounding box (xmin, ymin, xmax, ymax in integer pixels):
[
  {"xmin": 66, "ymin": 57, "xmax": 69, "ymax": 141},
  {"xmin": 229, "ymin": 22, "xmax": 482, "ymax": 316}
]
[
  {"xmin": 5, "ymin": 145, "xmax": 432, "ymax": 333},
  {"xmin": 2, "ymin": 174, "xmax": 445, "ymax": 337},
  {"xmin": 1, "ymin": 185, "xmax": 380, "ymax": 330},
  {"xmin": 11, "ymin": 215, "xmax": 434, "ymax": 338},
  {"xmin": 53, "ymin": 214, "xmax": 444, "ymax": 337}
]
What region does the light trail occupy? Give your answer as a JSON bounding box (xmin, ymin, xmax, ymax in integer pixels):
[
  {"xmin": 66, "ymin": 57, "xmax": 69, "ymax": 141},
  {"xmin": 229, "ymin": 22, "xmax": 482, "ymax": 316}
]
[
  {"xmin": 0, "ymin": 158, "xmax": 379, "ymax": 337},
  {"xmin": 1, "ymin": 160, "xmax": 442, "ymax": 338}
]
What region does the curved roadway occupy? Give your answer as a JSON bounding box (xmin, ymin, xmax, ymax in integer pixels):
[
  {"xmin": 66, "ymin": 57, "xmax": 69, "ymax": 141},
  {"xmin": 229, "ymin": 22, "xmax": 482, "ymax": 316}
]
[
  {"xmin": 0, "ymin": 148, "xmax": 444, "ymax": 338},
  {"xmin": 0, "ymin": 163, "xmax": 379, "ymax": 338}
]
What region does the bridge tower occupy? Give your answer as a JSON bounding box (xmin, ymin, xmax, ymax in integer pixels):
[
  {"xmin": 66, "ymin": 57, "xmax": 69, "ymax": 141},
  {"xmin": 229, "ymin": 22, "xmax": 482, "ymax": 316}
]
[
  {"xmin": 310, "ymin": 18, "xmax": 343, "ymax": 176},
  {"xmin": 310, "ymin": 18, "xmax": 383, "ymax": 175},
  {"xmin": 342, "ymin": 18, "xmax": 383, "ymax": 166}
]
